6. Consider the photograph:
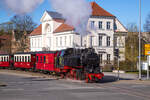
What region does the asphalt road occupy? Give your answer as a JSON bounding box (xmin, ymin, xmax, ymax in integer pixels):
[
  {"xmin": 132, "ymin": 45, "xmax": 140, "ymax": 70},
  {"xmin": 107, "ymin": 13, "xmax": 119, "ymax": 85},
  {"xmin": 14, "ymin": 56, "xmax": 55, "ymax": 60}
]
[{"xmin": 0, "ymin": 70, "xmax": 150, "ymax": 100}]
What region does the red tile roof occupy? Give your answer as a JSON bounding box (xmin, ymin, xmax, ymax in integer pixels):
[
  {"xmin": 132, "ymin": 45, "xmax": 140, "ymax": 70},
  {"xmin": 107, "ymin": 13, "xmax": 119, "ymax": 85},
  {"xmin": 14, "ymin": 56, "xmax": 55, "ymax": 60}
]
[
  {"xmin": 0, "ymin": 35, "xmax": 10, "ymax": 40},
  {"xmin": 54, "ymin": 23, "xmax": 74, "ymax": 33},
  {"xmin": 53, "ymin": 18, "xmax": 65, "ymax": 23},
  {"xmin": 91, "ymin": 2, "xmax": 114, "ymax": 17},
  {"xmin": 30, "ymin": 24, "xmax": 42, "ymax": 36}
]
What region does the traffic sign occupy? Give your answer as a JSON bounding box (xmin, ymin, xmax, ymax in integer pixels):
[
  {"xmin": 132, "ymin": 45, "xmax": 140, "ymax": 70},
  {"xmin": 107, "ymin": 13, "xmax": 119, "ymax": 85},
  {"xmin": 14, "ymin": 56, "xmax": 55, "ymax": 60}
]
[{"xmin": 144, "ymin": 44, "xmax": 150, "ymax": 55}]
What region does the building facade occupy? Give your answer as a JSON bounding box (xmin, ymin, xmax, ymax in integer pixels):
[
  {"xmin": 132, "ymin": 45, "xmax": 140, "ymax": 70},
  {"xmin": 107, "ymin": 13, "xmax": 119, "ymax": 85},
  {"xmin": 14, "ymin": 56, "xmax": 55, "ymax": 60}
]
[{"xmin": 30, "ymin": 2, "xmax": 127, "ymax": 65}]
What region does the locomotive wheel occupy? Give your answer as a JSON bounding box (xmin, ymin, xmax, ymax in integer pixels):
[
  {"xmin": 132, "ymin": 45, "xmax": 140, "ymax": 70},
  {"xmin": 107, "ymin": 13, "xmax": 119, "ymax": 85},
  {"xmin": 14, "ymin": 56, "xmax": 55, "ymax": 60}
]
[
  {"xmin": 66, "ymin": 72, "xmax": 71, "ymax": 79},
  {"xmin": 95, "ymin": 77, "xmax": 103, "ymax": 83},
  {"xmin": 60, "ymin": 74, "xmax": 65, "ymax": 79},
  {"xmin": 95, "ymin": 77, "xmax": 100, "ymax": 83}
]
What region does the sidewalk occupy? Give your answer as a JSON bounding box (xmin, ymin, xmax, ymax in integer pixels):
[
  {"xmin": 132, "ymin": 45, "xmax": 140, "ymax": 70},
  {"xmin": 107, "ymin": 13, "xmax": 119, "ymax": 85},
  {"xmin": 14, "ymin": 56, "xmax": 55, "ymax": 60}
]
[{"xmin": 103, "ymin": 72, "xmax": 138, "ymax": 80}]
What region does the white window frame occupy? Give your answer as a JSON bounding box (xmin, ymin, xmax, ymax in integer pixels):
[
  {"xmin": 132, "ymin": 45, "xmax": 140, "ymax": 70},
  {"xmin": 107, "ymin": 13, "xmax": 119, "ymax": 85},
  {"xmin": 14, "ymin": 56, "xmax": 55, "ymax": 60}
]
[
  {"xmin": 90, "ymin": 21, "xmax": 95, "ymax": 29},
  {"xmin": 99, "ymin": 21, "xmax": 103, "ymax": 29},
  {"xmin": 107, "ymin": 22, "xmax": 111, "ymax": 30}
]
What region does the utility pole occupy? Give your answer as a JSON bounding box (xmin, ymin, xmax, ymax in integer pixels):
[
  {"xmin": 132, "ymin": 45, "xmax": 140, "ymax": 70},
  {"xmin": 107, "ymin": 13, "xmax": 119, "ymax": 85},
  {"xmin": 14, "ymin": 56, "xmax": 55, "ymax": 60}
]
[
  {"xmin": 147, "ymin": 56, "xmax": 149, "ymax": 80},
  {"xmin": 117, "ymin": 57, "xmax": 120, "ymax": 80},
  {"xmin": 138, "ymin": 0, "xmax": 142, "ymax": 80},
  {"xmin": 114, "ymin": 48, "xmax": 119, "ymax": 80}
]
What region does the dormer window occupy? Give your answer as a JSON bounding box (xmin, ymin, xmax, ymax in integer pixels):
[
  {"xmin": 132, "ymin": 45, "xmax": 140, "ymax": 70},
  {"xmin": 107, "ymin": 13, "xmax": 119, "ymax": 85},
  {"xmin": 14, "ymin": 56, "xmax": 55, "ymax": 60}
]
[{"xmin": 45, "ymin": 24, "xmax": 51, "ymax": 34}]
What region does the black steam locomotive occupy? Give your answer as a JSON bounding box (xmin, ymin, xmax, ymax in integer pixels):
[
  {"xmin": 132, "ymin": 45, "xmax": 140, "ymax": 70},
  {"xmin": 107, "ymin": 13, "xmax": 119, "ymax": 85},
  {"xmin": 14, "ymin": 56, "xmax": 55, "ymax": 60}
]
[{"xmin": 55, "ymin": 48, "xmax": 104, "ymax": 82}]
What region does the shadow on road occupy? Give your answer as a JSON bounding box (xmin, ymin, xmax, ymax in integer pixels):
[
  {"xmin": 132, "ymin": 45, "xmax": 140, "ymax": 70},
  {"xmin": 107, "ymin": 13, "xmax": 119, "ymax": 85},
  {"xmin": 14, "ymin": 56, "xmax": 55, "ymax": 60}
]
[
  {"xmin": 100, "ymin": 75, "xmax": 134, "ymax": 83},
  {"xmin": 23, "ymin": 77, "xmax": 57, "ymax": 81}
]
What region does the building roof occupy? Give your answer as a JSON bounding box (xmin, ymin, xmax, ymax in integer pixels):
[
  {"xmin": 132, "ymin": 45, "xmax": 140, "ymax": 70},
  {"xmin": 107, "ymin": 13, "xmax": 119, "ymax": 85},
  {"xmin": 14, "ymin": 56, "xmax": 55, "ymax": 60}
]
[
  {"xmin": 46, "ymin": 11, "xmax": 63, "ymax": 19},
  {"xmin": 54, "ymin": 23, "xmax": 74, "ymax": 33},
  {"xmin": 30, "ymin": 2, "xmax": 115, "ymax": 35},
  {"xmin": 0, "ymin": 35, "xmax": 11, "ymax": 40},
  {"xmin": 30, "ymin": 24, "xmax": 42, "ymax": 36},
  {"xmin": 91, "ymin": 2, "xmax": 114, "ymax": 17},
  {"xmin": 53, "ymin": 18, "xmax": 65, "ymax": 23}
]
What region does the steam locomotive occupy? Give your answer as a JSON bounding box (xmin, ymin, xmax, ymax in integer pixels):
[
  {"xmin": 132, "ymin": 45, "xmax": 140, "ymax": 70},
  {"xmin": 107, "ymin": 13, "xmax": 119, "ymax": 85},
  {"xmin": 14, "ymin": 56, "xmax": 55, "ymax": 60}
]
[{"xmin": 0, "ymin": 48, "xmax": 104, "ymax": 83}]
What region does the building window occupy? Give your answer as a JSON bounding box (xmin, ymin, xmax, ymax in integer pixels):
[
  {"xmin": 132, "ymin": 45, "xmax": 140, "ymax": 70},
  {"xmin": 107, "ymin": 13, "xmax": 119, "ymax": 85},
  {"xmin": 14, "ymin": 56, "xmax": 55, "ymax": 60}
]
[
  {"xmin": 99, "ymin": 35, "xmax": 103, "ymax": 46},
  {"xmin": 90, "ymin": 36, "xmax": 93, "ymax": 47},
  {"xmin": 32, "ymin": 39, "xmax": 34, "ymax": 47},
  {"xmin": 70, "ymin": 36, "xmax": 72, "ymax": 46},
  {"xmin": 64, "ymin": 36, "xmax": 67, "ymax": 46},
  {"xmin": 47, "ymin": 37, "xmax": 51, "ymax": 47},
  {"xmin": 90, "ymin": 21, "xmax": 95, "ymax": 29},
  {"xmin": 38, "ymin": 38, "xmax": 41, "ymax": 47},
  {"xmin": 99, "ymin": 54, "xmax": 103, "ymax": 64},
  {"xmin": 107, "ymin": 54, "xmax": 111, "ymax": 64},
  {"xmin": 114, "ymin": 37, "xmax": 117, "ymax": 47},
  {"xmin": 107, "ymin": 22, "xmax": 111, "ymax": 29},
  {"xmin": 99, "ymin": 21, "xmax": 102, "ymax": 29},
  {"xmin": 60, "ymin": 37, "xmax": 62, "ymax": 46},
  {"xmin": 36, "ymin": 38, "xmax": 38, "ymax": 47},
  {"xmin": 34, "ymin": 38, "xmax": 36, "ymax": 48},
  {"xmin": 107, "ymin": 36, "xmax": 110, "ymax": 46},
  {"xmin": 47, "ymin": 25, "xmax": 51, "ymax": 33},
  {"xmin": 56, "ymin": 37, "xmax": 58, "ymax": 47}
]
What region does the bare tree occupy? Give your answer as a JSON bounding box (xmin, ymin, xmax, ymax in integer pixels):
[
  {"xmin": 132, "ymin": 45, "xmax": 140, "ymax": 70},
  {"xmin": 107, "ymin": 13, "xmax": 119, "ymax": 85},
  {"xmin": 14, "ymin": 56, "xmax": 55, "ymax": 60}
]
[
  {"xmin": 11, "ymin": 15, "xmax": 37, "ymax": 40},
  {"xmin": 127, "ymin": 23, "xmax": 138, "ymax": 32},
  {"xmin": 144, "ymin": 12, "xmax": 150, "ymax": 32}
]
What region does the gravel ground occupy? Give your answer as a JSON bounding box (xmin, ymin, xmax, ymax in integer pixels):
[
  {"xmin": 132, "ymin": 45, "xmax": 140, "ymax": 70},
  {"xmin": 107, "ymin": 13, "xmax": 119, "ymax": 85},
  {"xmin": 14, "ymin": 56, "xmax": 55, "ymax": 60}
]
[{"xmin": 0, "ymin": 69, "xmax": 59, "ymax": 79}]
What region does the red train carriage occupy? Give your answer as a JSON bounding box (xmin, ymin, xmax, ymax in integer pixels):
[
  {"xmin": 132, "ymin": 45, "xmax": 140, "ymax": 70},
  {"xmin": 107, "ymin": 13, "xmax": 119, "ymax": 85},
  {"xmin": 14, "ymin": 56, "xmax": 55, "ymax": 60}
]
[
  {"xmin": 36, "ymin": 51, "xmax": 57, "ymax": 73},
  {"xmin": 0, "ymin": 54, "xmax": 12, "ymax": 68},
  {"xmin": 14, "ymin": 53, "xmax": 36, "ymax": 69}
]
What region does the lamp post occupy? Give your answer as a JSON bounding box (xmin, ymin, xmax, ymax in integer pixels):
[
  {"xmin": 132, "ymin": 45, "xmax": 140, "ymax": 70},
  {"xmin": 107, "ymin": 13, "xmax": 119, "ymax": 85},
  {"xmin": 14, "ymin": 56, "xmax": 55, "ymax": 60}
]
[{"xmin": 138, "ymin": 0, "xmax": 142, "ymax": 80}]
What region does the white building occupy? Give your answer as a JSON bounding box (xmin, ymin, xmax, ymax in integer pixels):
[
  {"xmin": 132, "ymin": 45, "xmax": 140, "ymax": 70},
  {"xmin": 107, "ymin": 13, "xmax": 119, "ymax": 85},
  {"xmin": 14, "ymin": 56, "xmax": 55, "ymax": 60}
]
[{"xmin": 30, "ymin": 2, "xmax": 127, "ymax": 65}]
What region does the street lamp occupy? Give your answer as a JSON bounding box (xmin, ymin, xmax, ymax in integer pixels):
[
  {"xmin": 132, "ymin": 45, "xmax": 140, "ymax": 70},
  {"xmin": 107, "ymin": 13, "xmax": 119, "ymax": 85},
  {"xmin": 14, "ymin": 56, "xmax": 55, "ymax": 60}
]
[{"xmin": 138, "ymin": 0, "xmax": 142, "ymax": 80}]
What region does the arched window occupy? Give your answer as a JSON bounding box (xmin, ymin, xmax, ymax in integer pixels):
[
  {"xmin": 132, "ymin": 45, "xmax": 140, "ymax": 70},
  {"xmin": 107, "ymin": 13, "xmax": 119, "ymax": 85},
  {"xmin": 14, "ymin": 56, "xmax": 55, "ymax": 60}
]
[
  {"xmin": 45, "ymin": 24, "xmax": 51, "ymax": 33},
  {"xmin": 47, "ymin": 25, "xmax": 51, "ymax": 33}
]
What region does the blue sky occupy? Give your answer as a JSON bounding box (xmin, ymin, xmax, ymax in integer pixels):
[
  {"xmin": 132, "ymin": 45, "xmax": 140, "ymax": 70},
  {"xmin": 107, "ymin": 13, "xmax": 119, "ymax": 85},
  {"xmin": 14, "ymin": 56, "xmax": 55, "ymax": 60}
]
[{"xmin": 0, "ymin": 0, "xmax": 149, "ymax": 31}]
